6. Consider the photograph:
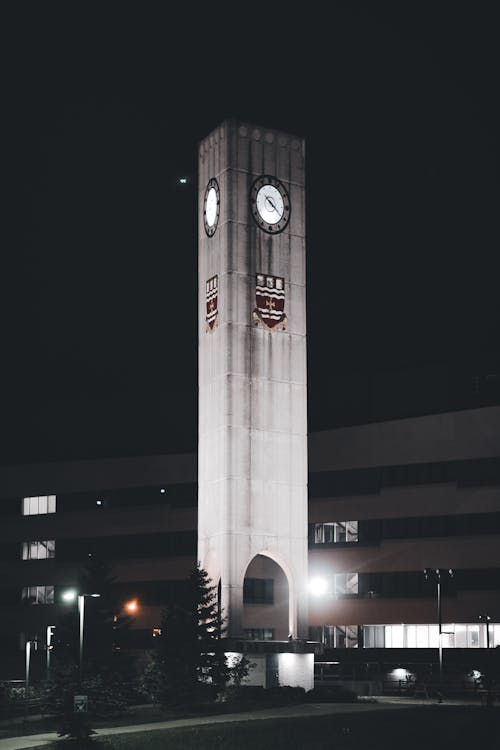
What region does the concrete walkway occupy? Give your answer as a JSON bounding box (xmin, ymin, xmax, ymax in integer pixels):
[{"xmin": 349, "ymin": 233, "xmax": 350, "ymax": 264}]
[{"xmin": 0, "ymin": 697, "xmax": 486, "ymax": 750}]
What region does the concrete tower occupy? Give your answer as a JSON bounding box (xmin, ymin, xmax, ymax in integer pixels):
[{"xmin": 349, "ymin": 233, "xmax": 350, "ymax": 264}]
[{"xmin": 198, "ymin": 120, "xmax": 311, "ymax": 686}]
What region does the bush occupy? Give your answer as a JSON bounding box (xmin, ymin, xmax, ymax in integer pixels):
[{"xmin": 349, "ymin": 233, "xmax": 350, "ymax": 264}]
[
  {"xmin": 306, "ymin": 685, "xmax": 358, "ymax": 702},
  {"xmin": 223, "ymin": 685, "xmax": 307, "ymax": 706},
  {"xmin": 267, "ymin": 686, "xmax": 307, "ymax": 704}
]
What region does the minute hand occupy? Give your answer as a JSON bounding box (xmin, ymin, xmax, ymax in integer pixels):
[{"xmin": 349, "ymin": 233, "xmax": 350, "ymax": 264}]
[{"xmin": 265, "ymin": 196, "xmax": 278, "ymax": 212}]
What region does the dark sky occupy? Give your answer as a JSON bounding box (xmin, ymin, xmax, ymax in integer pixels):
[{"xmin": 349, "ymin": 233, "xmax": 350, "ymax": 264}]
[{"xmin": 2, "ymin": 3, "xmax": 499, "ymax": 465}]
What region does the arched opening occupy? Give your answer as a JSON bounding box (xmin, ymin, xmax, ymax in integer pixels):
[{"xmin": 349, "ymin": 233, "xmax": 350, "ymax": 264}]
[{"xmin": 242, "ymin": 554, "xmax": 289, "ymax": 641}]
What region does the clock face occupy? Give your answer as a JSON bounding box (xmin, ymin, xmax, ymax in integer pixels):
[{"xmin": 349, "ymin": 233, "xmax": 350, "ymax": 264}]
[
  {"xmin": 250, "ymin": 175, "xmax": 290, "ymax": 234},
  {"xmin": 203, "ymin": 178, "xmax": 220, "ymax": 237}
]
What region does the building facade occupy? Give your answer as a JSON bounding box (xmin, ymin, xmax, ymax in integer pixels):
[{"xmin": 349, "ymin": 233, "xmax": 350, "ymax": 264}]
[{"xmin": 1, "ymin": 405, "xmax": 499, "ymax": 686}]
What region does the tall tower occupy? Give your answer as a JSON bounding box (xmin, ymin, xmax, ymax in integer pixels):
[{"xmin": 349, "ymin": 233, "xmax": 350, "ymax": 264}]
[{"xmin": 198, "ymin": 120, "xmax": 311, "ymax": 684}]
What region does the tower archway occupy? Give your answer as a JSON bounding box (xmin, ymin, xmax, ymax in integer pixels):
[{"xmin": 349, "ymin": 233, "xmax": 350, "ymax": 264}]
[{"xmin": 242, "ymin": 554, "xmax": 290, "ymax": 641}]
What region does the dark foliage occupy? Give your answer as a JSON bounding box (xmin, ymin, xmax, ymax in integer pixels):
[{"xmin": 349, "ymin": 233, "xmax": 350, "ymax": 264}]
[
  {"xmin": 141, "ymin": 564, "xmax": 230, "ymax": 707},
  {"xmin": 44, "ymin": 558, "xmax": 137, "ymax": 737}
]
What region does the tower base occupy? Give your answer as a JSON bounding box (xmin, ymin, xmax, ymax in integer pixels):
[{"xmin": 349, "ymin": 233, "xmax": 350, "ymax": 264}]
[{"xmin": 226, "ymin": 639, "xmax": 322, "ymax": 691}]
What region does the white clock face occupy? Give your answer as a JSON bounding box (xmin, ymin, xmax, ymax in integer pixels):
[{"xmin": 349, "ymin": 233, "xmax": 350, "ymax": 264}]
[
  {"xmin": 256, "ymin": 185, "xmax": 284, "ymax": 225},
  {"xmin": 205, "ymin": 187, "xmax": 217, "ymax": 227},
  {"xmin": 250, "ymin": 176, "xmax": 290, "ymax": 234},
  {"xmin": 203, "ymin": 178, "xmax": 220, "ymax": 237}
]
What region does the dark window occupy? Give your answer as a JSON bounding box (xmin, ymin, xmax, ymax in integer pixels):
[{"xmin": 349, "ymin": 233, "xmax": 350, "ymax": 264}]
[
  {"xmin": 308, "ymin": 457, "xmax": 500, "ymax": 499},
  {"xmin": 243, "ymin": 578, "xmax": 274, "ymax": 604},
  {"xmin": 56, "ymin": 531, "xmax": 197, "ymax": 562},
  {"xmin": 57, "ymin": 483, "xmax": 198, "ymax": 512},
  {"xmin": 243, "ymin": 628, "xmax": 274, "ymax": 640}
]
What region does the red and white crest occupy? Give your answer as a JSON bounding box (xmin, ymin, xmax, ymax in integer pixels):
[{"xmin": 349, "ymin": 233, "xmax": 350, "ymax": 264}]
[
  {"xmin": 205, "ymin": 275, "xmax": 218, "ymax": 332},
  {"xmin": 253, "ymin": 274, "xmax": 287, "ymax": 331}
]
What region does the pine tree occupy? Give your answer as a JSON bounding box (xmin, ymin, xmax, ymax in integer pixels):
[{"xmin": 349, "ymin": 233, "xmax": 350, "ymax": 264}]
[
  {"xmin": 189, "ymin": 564, "xmax": 229, "ymax": 695},
  {"xmin": 143, "ymin": 564, "xmax": 229, "ymax": 707}
]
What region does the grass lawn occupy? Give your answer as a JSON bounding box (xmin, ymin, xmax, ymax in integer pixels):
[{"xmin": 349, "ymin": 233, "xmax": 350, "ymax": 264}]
[
  {"xmin": 0, "ymin": 704, "xmax": 186, "ymax": 739},
  {"xmin": 30, "ymin": 706, "xmax": 500, "ymax": 750}
]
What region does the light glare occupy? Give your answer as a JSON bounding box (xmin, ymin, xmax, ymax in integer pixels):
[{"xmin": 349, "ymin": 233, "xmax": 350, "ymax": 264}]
[{"xmin": 309, "ymin": 576, "xmax": 328, "ymax": 597}]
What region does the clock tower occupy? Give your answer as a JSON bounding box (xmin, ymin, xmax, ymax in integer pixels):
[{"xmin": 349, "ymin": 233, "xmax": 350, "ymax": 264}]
[{"xmin": 198, "ymin": 120, "xmax": 313, "ymax": 688}]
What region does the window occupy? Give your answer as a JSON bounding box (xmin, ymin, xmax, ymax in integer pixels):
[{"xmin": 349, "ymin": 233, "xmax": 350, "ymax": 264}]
[
  {"xmin": 243, "ymin": 578, "xmax": 274, "ymax": 604},
  {"xmin": 21, "ymin": 541, "xmax": 55, "ymax": 560},
  {"xmin": 313, "ymin": 625, "xmax": 358, "ymax": 648},
  {"xmin": 22, "ymin": 586, "xmax": 54, "ymax": 604},
  {"xmin": 243, "ymin": 628, "xmax": 274, "ymax": 640},
  {"xmin": 22, "ymin": 495, "xmax": 56, "ymax": 515},
  {"xmin": 313, "ymin": 521, "xmax": 358, "ymax": 544},
  {"xmin": 334, "ymin": 573, "xmax": 358, "ymax": 595},
  {"xmin": 363, "ymin": 625, "xmax": 385, "ymax": 648}
]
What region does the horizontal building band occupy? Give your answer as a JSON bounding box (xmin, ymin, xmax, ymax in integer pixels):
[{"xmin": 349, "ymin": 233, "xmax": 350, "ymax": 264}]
[
  {"xmin": 0, "ymin": 530, "xmax": 197, "ymax": 562},
  {"xmin": 309, "ymin": 511, "xmax": 500, "ymax": 546},
  {"xmin": 0, "ymin": 483, "xmax": 198, "ymax": 517},
  {"xmin": 309, "ymin": 623, "xmax": 500, "ymax": 649},
  {"xmin": 309, "ymin": 456, "xmax": 500, "ymax": 498}
]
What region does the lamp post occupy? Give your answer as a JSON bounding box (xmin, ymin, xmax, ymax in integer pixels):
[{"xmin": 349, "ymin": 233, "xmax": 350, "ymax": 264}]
[
  {"xmin": 62, "ymin": 590, "xmax": 100, "ymax": 684},
  {"xmin": 24, "ymin": 638, "xmax": 39, "ymax": 718},
  {"xmin": 424, "ymin": 568, "xmax": 453, "ymax": 690},
  {"xmin": 46, "ymin": 625, "xmax": 55, "ymax": 681},
  {"xmin": 25, "ymin": 639, "xmax": 35, "ymax": 695},
  {"xmin": 478, "ymin": 614, "xmax": 491, "ymax": 649}
]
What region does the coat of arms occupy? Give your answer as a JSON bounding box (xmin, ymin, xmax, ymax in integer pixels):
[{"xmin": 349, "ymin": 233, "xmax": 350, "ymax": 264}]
[
  {"xmin": 253, "ymin": 274, "xmax": 287, "ymax": 331},
  {"xmin": 206, "ymin": 275, "xmax": 218, "ymax": 332}
]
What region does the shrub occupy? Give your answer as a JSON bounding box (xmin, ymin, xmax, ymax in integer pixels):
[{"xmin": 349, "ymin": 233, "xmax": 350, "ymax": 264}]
[{"xmin": 306, "ymin": 685, "xmax": 358, "ymax": 702}]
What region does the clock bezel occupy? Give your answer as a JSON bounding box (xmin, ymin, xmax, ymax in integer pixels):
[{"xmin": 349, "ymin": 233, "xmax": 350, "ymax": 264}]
[
  {"xmin": 203, "ymin": 177, "xmax": 220, "ymax": 237},
  {"xmin": 250, "ymin": 175, "xmax": 291, "ymax": 234}
]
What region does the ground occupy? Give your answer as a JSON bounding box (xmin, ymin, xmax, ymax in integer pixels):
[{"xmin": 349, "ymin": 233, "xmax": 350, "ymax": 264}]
[{"xmin": 0, "ymin": 699, "xmax": 499, "ymax": 750}]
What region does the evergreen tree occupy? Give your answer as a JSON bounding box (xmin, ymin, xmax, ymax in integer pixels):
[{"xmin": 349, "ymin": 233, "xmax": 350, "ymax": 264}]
[{"xmin": 142, "ymin": 564, "xmax": 229, "ymax": 707}]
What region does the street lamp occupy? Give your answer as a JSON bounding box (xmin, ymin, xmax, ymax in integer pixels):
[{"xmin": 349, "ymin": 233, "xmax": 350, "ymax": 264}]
[
  {"xmin": 309, "ymin": 577, "xmax": 329, "ymax": 597},
  {"xmin": 124, "ymin": 598, "xmax": 139, "ymax": 614},
  {"xmin": 46, "ymin": 625, "xmax": 55, "ymax": 680},
  {"xmin": 424, "ymin": 568, "xmax": 453, "ymax": 689},
  {"xmin": 478, "ymin": 614, "xmax": 491, "ymax": 649},
  {"xmin": 62, "ymin": 590, "xmax": 100, "ymax": 683},
  {"xmin": 25, "ymin": 638, "xmax": 37, "ymax": 696}
]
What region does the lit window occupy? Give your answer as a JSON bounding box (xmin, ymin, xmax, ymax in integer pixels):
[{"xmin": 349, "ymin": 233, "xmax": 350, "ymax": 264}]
[
  {"xmin": 22, "ymin": 541, "xmax": 55, "ymax": 560},
  {"xmin": 315, "ymin": 625, "xmax": 358, "ymax": 648},
  {"xmin": 22, "ymin": 586, "xmax": 54, "ymax": 604},
  {"xmin": 334, "ymin": 573, "xmax": 358, "ymax": 595},
  {"xmin": 313, "ymin": 521, "xmax": 358, "ymax": 544},
  {"xmin": 22, "ymin": 495, "xmax": 56, "ymax": 515}
]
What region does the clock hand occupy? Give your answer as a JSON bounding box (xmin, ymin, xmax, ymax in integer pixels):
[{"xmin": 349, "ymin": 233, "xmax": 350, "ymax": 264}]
[{"xmin": 266, "ymin": 196, "xmax": 277, "ymax": 212}]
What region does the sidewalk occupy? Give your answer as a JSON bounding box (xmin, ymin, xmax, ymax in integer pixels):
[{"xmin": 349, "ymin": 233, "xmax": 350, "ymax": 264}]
[{"xmin": 0, "ymin": 696, "xmax": 488, "ymax": 750}]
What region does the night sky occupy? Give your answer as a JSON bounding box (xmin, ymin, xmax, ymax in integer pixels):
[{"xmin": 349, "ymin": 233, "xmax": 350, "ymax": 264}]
[{"xmin": 2, "ymin": 3, "xmax": 498, "ymax": 466}]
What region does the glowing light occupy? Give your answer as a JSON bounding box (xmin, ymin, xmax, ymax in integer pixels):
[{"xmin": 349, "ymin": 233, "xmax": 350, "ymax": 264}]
[
  {"xmin": 125, "ymin": 599, "xmax": 138, "ymax": 614},
  {"xmin": 160, "ymin": 488, "xmax": 166, "ymax": 494},
  {"xmin": 179, "ymin": 177, "xmax": 188, "ymax": 184},
  {"xmin": 392, "ymin": 668, "xmax": 408, "ymax": 680},
  {"xmin": 62, "ymin": 590, "xmax": 77, "ymax": 602},
  {"xmin": 309, "ymin": 576, "xmax": 328, "ymax": 597},
  {"xmin": 96, "ymin": 500, "xmax": 102, "ymax": 506}
]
